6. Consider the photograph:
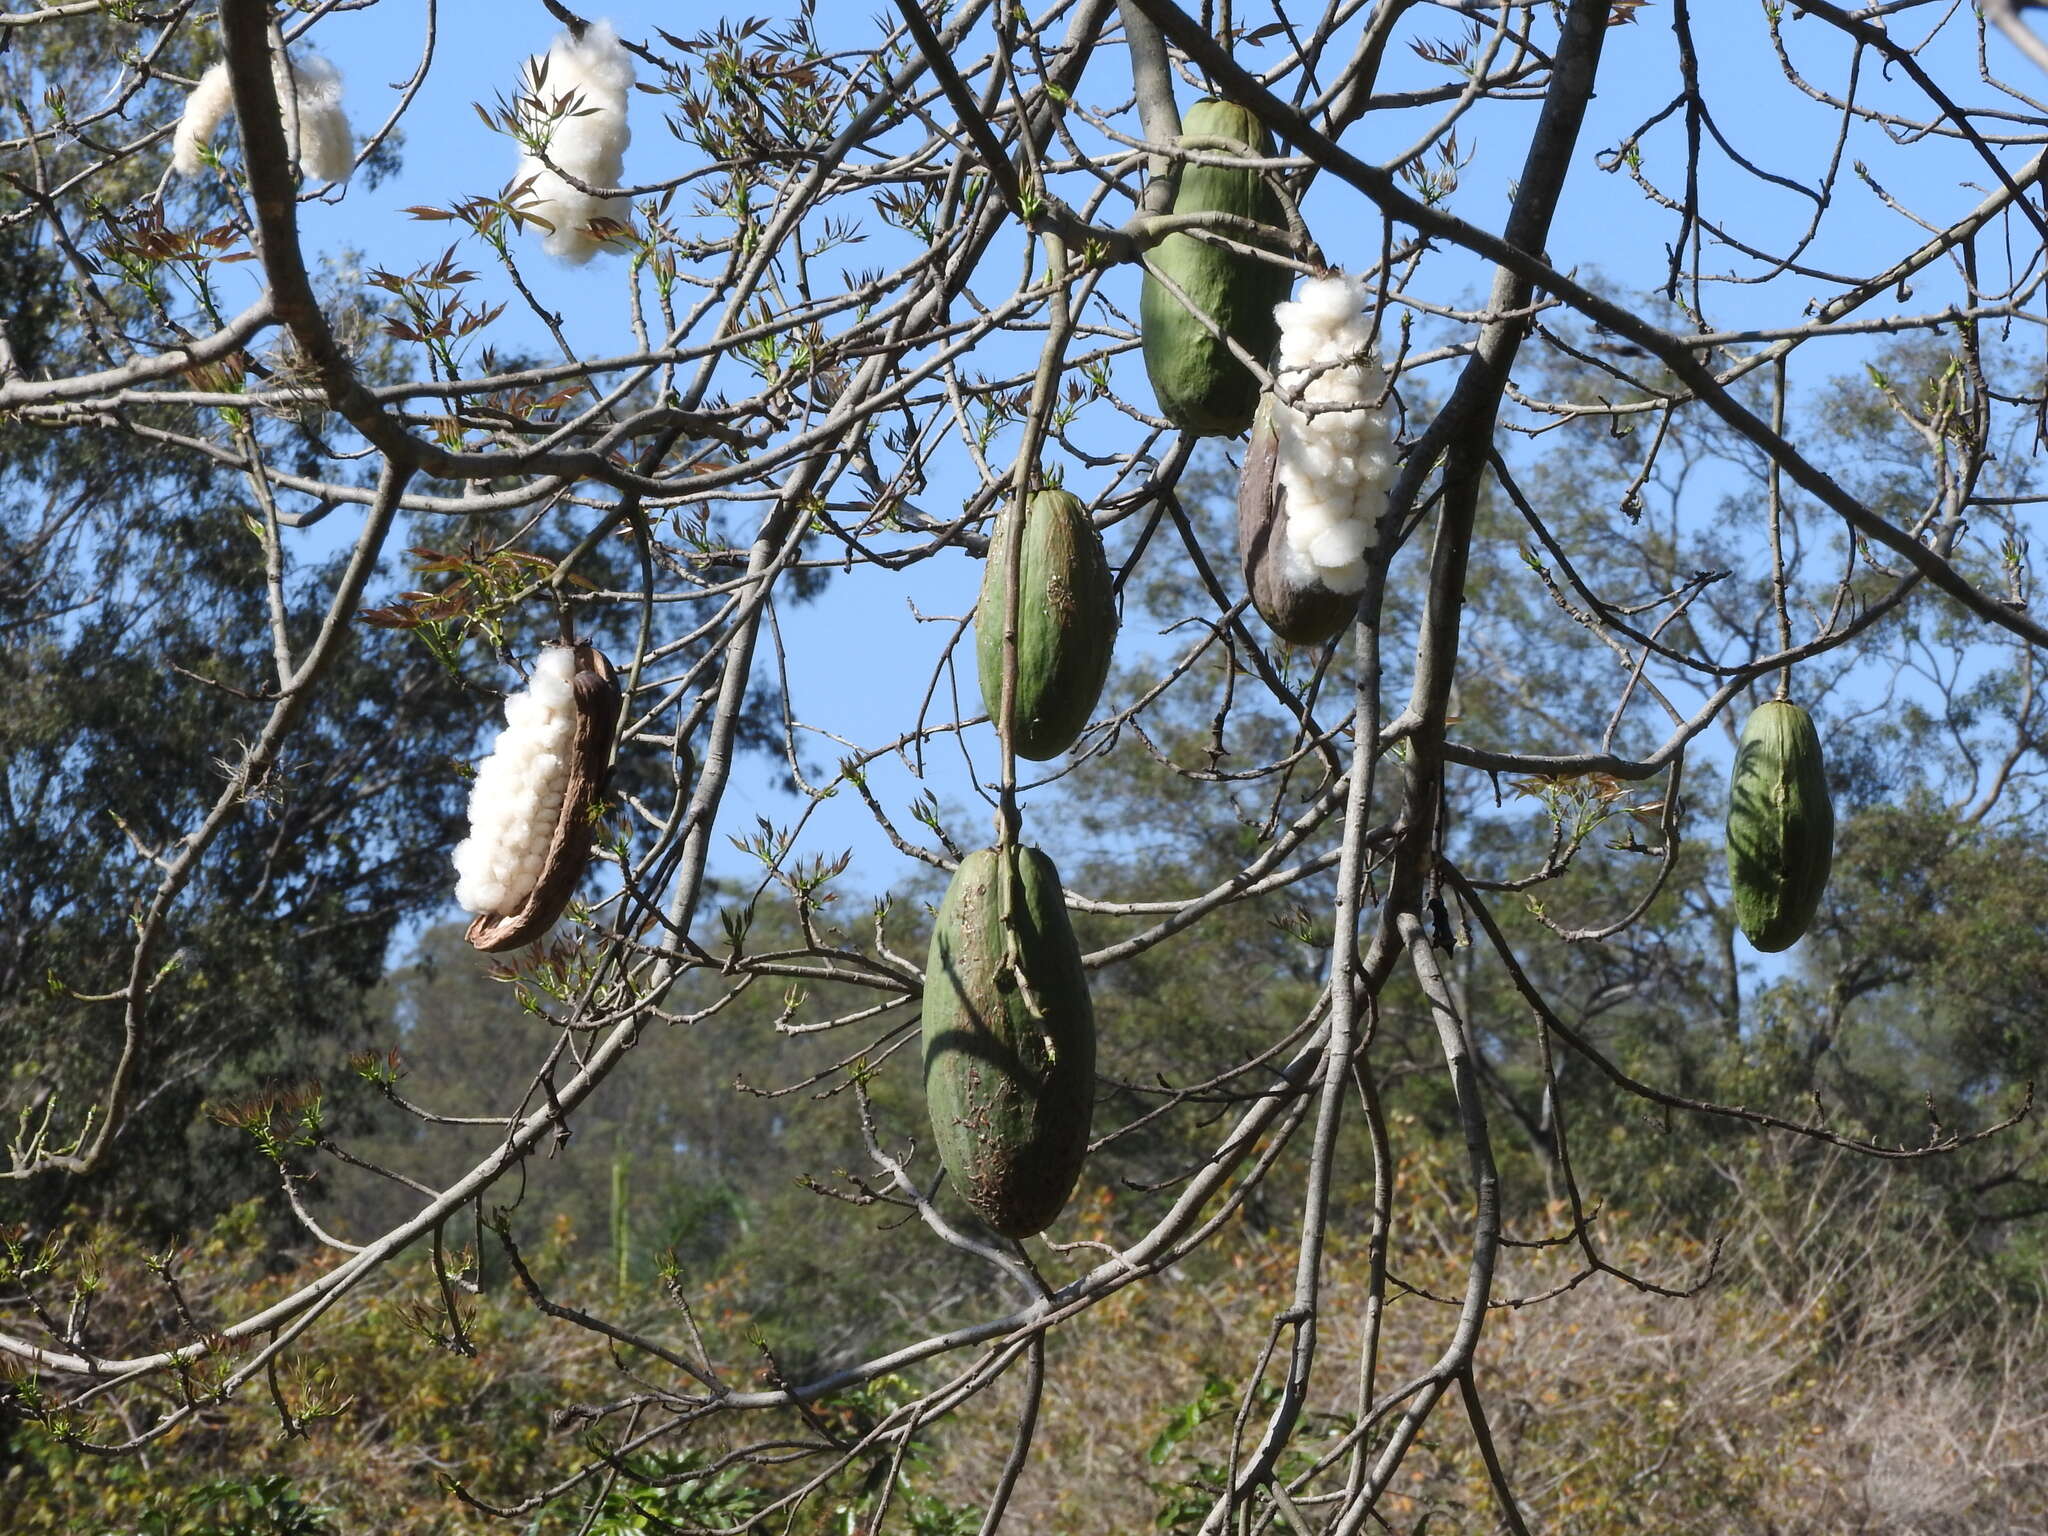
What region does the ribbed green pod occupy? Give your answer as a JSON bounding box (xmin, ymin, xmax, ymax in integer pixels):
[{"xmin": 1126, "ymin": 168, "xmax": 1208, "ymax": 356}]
[
  {"xmin": 921, "ymin": 844, "xmax": 1096, "ymax": 1239},
  {"xmin": 1725, "ymin": 700, "xmax": 1835, "ymax": 952},
  {"xmin": 977, "ymin": 489, "xmax": 1117, "ymax": 760},
  {"xmin": 1139, "ymin": 98, "xmax": 1291, "ymax": 436}
]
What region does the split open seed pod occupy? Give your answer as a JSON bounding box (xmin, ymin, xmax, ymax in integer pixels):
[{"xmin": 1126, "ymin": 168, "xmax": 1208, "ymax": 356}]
[
  {"xmin": 1238, "ymin": 394, "xmax": 1357, "ymax": 646},
  {"xmin": 464, "ymin": 641, "xmax": 622, "ymax": 952}
]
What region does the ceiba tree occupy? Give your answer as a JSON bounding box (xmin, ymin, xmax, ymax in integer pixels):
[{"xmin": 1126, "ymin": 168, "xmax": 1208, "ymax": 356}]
[{"xmin": 4, "ymin": 2, "xmax": 2048, "ymax": 1530}]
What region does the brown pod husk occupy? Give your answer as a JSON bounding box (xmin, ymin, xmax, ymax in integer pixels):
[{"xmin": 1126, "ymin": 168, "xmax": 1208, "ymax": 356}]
[
  {"xmin": 1238, "ymin": 396, "xmax": 1355, "ymax": 646},
  {"xmin": 465, "ymin": 641, "xmax": 622, "ymax": 952}
]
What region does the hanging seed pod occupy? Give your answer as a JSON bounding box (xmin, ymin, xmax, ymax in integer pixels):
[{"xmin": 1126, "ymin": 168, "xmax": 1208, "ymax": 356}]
[
  {"xmin": 976, "ymin": 488, "xmax": 1117, "ymax": 760},
  {"xmin": 454, "ymin": 641, "xmax": 622, "ymax": 952},
  {"xmin": 921, "ymin": 843, "xmax": 1096, "ymax": 1239},
  {"xmin": 1239, "ymin": 394, "xmax": 1357, "ymax": 646},
  {"xmin": 1139, "ymin": 98, "xmax": 1293, "ymax": 436},
  {"xmin": 1725, "ymin": 699, "xmax": 1834, "ymax": 952},
  {"xmin": 1236, "ymin": 272, "xmax": 1397, "ymax": 644}
]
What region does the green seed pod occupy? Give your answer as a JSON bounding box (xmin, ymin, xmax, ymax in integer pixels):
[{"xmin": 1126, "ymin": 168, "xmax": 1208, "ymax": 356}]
[
  {"xmin": 977, "ymin": 488, "xmax": 1117, "ymax": 760},
  {"xmin": 921, "ymin": 844, "xmax": 1096, "ymax": 1239},
  {"xmin": 1139, "ymin": 98, "xmax": 1292, "ymax": 436},
  {"xmin": 1725, "ymin": 699, "xmax": 1835, "ymax": 952}
]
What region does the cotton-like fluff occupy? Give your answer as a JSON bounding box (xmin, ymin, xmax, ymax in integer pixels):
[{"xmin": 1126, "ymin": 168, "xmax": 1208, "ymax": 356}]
[
  {"xmin": 511, "ymin": 21, "xmax": 634, "ymax": 263},
  {"xmin": 1268, "ymin": 273, "xmax": 1395, "ymax": 596},
  {"xmin": 171, "ymin": 63, "xmax": 235, "ymax": 176},
  {"xmin": 277, "ymin": 53, "xmax": 354, "ymax": 183},
  {"xmin": 452, "ymin": 646, "xmax": 581, "ymax": 917},
  {"xmin": 171, "ymin": 52, "xmax": 354, "ymax": 182}
]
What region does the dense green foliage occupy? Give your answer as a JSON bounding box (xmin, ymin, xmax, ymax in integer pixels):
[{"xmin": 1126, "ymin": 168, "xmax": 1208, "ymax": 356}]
[{"xmin": 0, "ymin": 62, "xmax": 467, "ymax": 1238}]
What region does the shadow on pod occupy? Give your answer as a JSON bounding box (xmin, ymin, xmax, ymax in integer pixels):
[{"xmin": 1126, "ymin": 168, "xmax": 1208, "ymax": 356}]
[
  {"xmin": 921, "ymin": 843, "xmax": 1095, "ymax": 1239},
  {"xmin": 977, "ymin": 488, "xmax": 1117, "ymax": 760},
  {"xmin": 1726, "ymin": 698, "xmax": 1834, "ymax": 952}
]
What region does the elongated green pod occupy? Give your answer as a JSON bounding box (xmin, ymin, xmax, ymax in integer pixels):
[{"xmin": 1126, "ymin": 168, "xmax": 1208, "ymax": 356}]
[
  {"xmin": 1139, "ymin": 98, "xmax": 1292, "ymax": 436},
  {"xmin": 977, "ymin": 489, "xmax": 1117, "ymax": 760},
  {"xmin": 1726, "ymin": 700, "xmax": 1835, "ymax": 952},
  {"xmin": 921, "ymin": 844, "xmax": 1096, "ymax": 1239}
]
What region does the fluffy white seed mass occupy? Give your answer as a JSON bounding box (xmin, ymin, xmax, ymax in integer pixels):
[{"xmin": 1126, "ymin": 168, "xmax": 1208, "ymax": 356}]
[
  {"xmin": 511, "ymin": 21, "xmax": 634, "ymax": 263},
  {"xmin": 1269, "ymin": 273, "xmax": 1395, "ymax": 596},
  {"xmin": 278, "ymin": 53, "xmax": 354, "ymax": 184},
  {"xmin": 170, "ymin": 64, "xmax": 234, "ymax": 176},
  {"xmin": 171, "ymin": 52, "xmax": 355, "ymax": 183},
  {"xmin": 452, "ymin": 646, "xmax": 581, "ymax": 917}
]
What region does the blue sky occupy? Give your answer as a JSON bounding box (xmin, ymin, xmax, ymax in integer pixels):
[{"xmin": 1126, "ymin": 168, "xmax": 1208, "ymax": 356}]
[{"xmin": 237, "ymin": 3, "xmax": 2048, "ymax": 952}]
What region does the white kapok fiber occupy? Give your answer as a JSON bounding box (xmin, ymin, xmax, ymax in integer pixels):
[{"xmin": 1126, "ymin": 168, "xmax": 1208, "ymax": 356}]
[
  {"xmin": 1269, "ymin": 273, "xmax": 1395, "ymax": 596},
  {"xmin": 171, "ymin": 51, "xmax": 355, "ymax": 183},
  {"xmin": 170, "ymin": 64, "xmax": 235, "ymax": 176},
  {"xmin": 452, "ymin": 646, "xmax": 581, "ymax": 918},
  {"xmin": 511, "ymin": 20, "xmax": 634, "ymax": 263},
  {"xmin": 278, "ymin": 52, "xmax": 354, "ymax": 184}
]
